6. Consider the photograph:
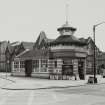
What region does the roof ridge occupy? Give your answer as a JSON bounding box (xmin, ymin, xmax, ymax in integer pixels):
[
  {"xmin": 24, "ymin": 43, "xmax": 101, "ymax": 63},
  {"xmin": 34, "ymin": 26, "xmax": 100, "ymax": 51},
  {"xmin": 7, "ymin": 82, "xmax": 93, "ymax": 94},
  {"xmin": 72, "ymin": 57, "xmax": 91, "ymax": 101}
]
[{"xmin": 16, "ymin": 49, "xmax": 30, "ymax": 58}]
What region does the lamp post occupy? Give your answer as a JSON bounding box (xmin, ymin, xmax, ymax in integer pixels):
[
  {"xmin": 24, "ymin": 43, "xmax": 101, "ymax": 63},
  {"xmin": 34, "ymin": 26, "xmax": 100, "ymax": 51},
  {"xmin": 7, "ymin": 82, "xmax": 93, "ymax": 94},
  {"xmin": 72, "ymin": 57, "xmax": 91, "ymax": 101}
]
[
  {"xmin": 93, "ymin": 21, "xmax": 105, "ymax": 83},
  {"xmin": 0, "ymin": 42, "xmax": 1, "ymax": 72}
]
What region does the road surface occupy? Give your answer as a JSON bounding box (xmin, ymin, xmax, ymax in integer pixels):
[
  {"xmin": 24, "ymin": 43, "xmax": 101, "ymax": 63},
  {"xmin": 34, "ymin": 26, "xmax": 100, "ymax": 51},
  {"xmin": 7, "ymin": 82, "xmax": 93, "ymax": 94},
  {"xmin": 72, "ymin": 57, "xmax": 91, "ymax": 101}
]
[{"xmin": 0, "ymin": 84, "xmax": 105, "ymax": 105}]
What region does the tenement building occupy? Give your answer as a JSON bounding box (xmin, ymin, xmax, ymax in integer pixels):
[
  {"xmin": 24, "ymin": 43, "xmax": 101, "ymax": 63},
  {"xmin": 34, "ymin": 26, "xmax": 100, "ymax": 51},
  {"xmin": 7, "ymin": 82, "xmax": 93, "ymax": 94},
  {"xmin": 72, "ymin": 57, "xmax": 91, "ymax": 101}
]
[{"xmin": 11, "ymin": 21, "xmax": 89, "ymax": 80}]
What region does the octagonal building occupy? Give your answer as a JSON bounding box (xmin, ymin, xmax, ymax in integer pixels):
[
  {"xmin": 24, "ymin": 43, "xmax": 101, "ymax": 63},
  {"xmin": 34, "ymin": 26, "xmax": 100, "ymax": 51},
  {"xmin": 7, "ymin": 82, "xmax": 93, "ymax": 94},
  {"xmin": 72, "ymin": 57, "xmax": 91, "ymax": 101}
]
[{"xmin": 12, "ymin": 22, "xmax": 88, "ymax": 80}]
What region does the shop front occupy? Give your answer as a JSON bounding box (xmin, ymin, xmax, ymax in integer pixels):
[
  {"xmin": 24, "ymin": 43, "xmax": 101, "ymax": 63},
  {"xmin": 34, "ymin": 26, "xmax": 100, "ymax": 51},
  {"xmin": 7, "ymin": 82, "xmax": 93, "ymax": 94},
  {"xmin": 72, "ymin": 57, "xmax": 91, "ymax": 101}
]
[
  {"xmin": 11, "ymin": 49, "xmax": 50, "ymax": 78},
  {"xmin": 48, "ymin": 49, "xmax": 87, "ymax": 80}
]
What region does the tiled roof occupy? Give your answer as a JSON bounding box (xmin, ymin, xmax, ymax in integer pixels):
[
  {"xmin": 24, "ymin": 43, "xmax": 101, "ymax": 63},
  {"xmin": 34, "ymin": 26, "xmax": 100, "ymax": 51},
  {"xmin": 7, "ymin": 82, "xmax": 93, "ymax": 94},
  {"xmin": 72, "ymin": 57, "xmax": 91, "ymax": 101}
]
[
  {"xmin": 33, "ymin": 31, "xmax": 54, "ymax": 49},
  {"xmin": 6, "ymin": 42, "xmax": 20, "ymax": 54},
  {"xmin": 0, "ymin": 41, "xmax": 9, "ymax": 53},
  {"xmin": 6, "ymin": 41, "xmax": 34, "ymax": 54},
  {"xmin": 33, "ymin": 31, "xmax": 47, "ymax": 48},
  {"xmin": 57, "ymin": 22, "xmax": 76, "ymax": 31},
  {"xmin": 50, "ymin": 35, "xmax": 87, "ymax": 46},
  {"xmin": 15, "ymin": 49, "xmax": 49, "ymax": 59},
  {"xmin": 11, "ymin": 41, "xmax": 21, "ymax": 46},
  {"xmin": 79, "ymin": 38, "xmax": 86, "ymax": 43},
  {"xmin": 46, "ymin": 39, "xmax": 55, "ymax": 43},
  {"xmin": 7, "ymin": 45, "xmax": 14, "ymax": 54},
  {"xmin": 21, "ymin": 42, "xmax": 34, "ymax": 50},
  {"xmin": 16, "ymin": 49, "xmax": 29, "ymax": 58}
]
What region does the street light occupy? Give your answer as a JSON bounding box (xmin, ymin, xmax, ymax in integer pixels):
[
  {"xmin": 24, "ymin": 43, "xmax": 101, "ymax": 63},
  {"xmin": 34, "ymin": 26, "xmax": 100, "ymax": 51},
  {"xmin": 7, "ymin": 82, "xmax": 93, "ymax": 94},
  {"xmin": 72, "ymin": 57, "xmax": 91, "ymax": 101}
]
[{"xmin": 93, "ymin": 21, "xmax": 105, "ymax": 83}]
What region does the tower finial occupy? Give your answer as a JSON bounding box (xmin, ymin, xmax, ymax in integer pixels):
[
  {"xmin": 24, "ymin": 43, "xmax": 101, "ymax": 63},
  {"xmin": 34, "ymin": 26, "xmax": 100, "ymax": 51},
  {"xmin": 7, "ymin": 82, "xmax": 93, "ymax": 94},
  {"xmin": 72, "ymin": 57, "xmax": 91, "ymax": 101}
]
[{"xmin": 65, "ymin": 0, "xmax": 69, "ymax": 24}]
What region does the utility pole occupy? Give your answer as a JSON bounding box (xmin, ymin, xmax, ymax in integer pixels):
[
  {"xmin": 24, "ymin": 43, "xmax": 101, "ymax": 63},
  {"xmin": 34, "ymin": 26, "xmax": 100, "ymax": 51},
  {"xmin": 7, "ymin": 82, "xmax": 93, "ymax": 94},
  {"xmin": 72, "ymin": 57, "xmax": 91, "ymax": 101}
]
[
  {"xmin": 93, "ymin": 21, "xmax": 105, "ymax": 83},
  {"xmin": 93, "ymin": 25, "xmax": 97, "ymax": 83},
  {"xmin": 0, "ymin": 42, "xmax": 1, "ymax": 72}
]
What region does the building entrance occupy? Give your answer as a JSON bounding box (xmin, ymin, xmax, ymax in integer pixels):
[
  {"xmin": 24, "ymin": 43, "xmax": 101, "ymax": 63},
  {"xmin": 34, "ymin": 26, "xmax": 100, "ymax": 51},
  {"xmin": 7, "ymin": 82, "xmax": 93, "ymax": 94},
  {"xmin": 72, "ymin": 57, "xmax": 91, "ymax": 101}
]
[
  {"xmin": 62, "ymin": 65, "xmax": 73, "ymax": 75},
  {"xmin": 62, "ymin": 59, "xmax": 73, "ymax": 75},
  {"xmin": 25, "ymin": 60, "xmax": 32, "ymax": 77},
  {"xmin": 78, "ymin": 61, "xmax": 85, "ymax": 80}
]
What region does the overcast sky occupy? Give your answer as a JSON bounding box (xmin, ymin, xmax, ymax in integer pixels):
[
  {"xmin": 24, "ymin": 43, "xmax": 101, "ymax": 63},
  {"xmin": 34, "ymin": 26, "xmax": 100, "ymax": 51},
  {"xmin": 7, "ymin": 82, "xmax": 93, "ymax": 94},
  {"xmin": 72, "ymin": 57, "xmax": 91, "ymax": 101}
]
[{"xmin": 0, "ymin": 0, "xmax": 105, "ymax": 51}]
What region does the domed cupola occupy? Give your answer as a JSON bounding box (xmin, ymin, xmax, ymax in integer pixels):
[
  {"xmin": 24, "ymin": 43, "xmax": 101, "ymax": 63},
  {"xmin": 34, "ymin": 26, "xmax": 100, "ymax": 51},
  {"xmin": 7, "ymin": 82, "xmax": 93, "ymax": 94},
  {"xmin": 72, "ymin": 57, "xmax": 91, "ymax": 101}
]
[
  {"xmin": 57, "ymin": 21, "xmax": 76, "ymax": 36},
  {"xmin": 50, "ymin": 21, "xmax": 86, "ymax": 46}
]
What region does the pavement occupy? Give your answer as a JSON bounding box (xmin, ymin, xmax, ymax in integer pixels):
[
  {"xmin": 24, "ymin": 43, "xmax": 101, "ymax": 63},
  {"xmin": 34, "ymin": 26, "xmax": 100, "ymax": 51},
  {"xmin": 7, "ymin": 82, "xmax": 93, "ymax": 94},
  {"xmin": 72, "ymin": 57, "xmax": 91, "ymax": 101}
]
[{"xmin": 0, "ymin": 73, "xmax": 105, "ymax": 90}]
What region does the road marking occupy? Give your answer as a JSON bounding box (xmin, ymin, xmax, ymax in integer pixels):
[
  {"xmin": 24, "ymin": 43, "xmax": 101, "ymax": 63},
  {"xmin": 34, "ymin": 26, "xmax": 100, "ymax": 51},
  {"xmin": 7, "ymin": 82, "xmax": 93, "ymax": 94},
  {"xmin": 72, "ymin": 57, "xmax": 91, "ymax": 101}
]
[{"xmin": 27, "ymin": 91, "xmax": 34, "ymax": 105}]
